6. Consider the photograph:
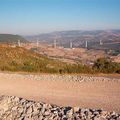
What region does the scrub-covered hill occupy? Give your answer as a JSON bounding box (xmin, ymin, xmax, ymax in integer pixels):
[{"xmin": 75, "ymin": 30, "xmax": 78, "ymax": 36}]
[
  {"xmin": 0, "ymin": 45, "xmax": 119, "ymax": 73},
  {"xmin": 0, "ymin": 45, "xmax": 64, "ymax": 73},
  {"xmin": 0, "ymin": 45, "xmax": 92, "ymax": 73}
]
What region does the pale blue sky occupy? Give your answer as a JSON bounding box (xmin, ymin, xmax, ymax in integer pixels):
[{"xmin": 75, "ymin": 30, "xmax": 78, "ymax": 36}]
[{"xmin": 0, "ymin": 0, "xmax": 120, "ymax": 35}]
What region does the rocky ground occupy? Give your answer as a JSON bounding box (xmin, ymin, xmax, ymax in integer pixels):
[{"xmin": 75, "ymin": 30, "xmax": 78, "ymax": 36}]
[
  {"xmin": 0, "ymin": 95, "xmax": 120, "ymax": 120},
  {"xmin": 0, "ymin": 72, "xmax": 119, "ymax": 82}
]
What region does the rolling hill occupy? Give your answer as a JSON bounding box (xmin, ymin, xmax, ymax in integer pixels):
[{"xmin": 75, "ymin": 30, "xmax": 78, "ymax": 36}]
[
  {"xmin": 0, "ymin": 45, "xmax": 65, "ymax": 73},
  {"xmin": 0, "ymin": 45, "xmax": 93, "ymax": 73},
  {"xmin": 0, "ymin": 45, "xmax": 119, "ymax": 73},
  {"xmin": 0, "ymin": 34, "xmax": 28, "ymax": 43},
  {"xmin": 24, "ymin": 30, "xmax": 120, "ymax": 53}
]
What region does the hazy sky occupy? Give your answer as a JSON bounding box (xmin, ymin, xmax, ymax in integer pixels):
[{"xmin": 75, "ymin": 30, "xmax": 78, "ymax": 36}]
[{"xmin": 0, "ymin": 0, "xmax": 120, "ymax": 35}]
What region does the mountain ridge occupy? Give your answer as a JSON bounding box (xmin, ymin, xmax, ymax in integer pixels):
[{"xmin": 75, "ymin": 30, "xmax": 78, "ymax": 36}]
[
  {"xmin": 0, "ymin": 34, "xmax": 28, "ymax": 43},
  {"xmin": 24, "ymin": 30, "xmax": 120, "ymax": 53}
]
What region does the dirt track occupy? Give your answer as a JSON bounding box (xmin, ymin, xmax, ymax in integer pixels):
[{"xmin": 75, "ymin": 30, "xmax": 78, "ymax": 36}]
[{"xmin": 0, "ymin": 72, "xmax": 120, "ymax": 112}]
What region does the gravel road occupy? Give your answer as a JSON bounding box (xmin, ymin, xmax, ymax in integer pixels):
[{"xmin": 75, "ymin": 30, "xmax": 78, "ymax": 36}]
[{"xmin": 0, "ymin": 72, "xmax": 120, "ymax": 113}]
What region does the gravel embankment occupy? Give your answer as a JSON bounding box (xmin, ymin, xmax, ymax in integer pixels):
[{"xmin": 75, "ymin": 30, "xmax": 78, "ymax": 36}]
[
  {"xmin": 0, "ymin": 72, "xmax": 119, "ymax": 82},
  {"xmin": 0, "ymin": 95, "xmax": 120, "ymax": 120}
]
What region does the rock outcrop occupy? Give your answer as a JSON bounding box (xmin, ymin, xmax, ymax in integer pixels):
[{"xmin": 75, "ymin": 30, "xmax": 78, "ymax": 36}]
[{"xmin": 0, "ymin": 95, "xmax": 120, "ymax": 120}]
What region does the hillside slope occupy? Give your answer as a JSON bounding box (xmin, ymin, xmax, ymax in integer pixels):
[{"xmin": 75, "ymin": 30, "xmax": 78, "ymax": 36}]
[
  {"xmin": 0, "ymin": 34, "xmax": 27, "ymax": 43},
  {"xmin": 0, "ymin": 45, "xmax": 67, "ymax": 73},
  {"xmin": 0, "ymin": 45, "xmax": 119, "ymax": 74}
]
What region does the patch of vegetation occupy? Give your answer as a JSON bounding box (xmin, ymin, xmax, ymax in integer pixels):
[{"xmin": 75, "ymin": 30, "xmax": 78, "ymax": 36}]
[{"xmin": 93, "ymin": 58, "xmax": 120, "ymax": 73}]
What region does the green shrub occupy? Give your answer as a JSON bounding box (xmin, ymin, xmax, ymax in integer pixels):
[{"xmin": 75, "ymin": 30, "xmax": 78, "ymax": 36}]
[{"xmin": 93, "ymin": 58, "xmax": 120, "ymax": 73}]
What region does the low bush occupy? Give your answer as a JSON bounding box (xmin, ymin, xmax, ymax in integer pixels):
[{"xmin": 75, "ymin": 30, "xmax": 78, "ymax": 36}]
[{"xmin": 93, "ymin": 58, "xmax": 120, "ymax": 73}]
